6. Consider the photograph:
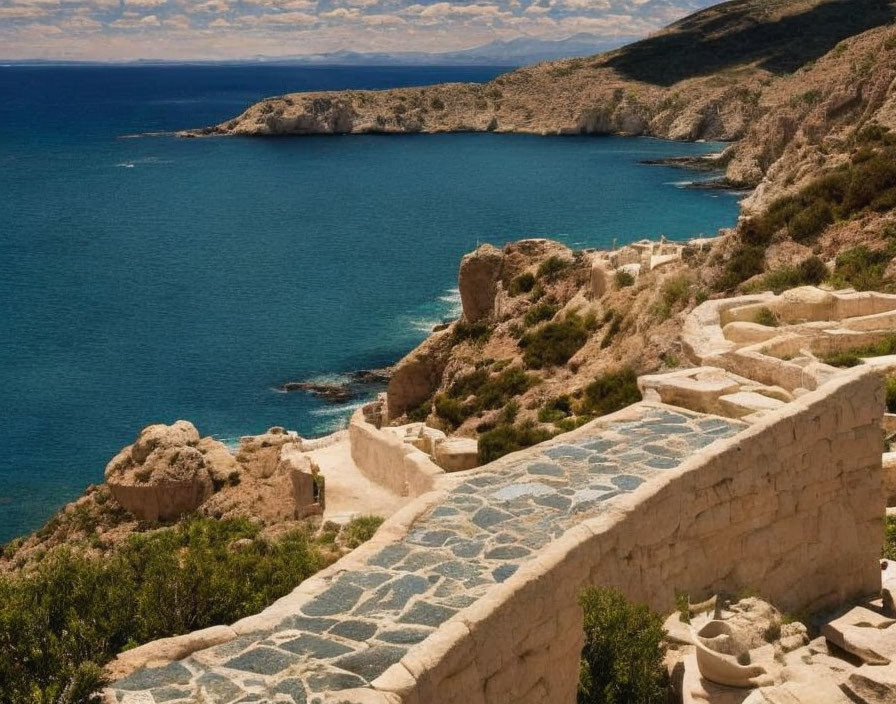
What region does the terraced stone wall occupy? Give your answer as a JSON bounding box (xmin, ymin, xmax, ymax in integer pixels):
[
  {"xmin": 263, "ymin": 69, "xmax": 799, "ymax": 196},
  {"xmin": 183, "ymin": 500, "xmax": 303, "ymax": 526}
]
[
  {"xmin": 366, "ymin": 370, "xmax": 884, "ymax": 704},
  {"xmin": 349, "ymin": 411, "xmax": 444, "ymax": 497}
]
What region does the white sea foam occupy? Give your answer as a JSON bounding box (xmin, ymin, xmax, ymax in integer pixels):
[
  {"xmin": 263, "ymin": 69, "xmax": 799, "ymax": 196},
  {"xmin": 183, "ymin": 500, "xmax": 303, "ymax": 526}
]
[
  {"xmin": 439, "ymin": 287, "xmax": 462, "ymax": 316},
  {"xmin": 410, "ymin": 318, "xmax": 441, "ymax": 333},
  {"xmin": 310, "ymin": 400, "xmax": 367, "ymax": 417}
]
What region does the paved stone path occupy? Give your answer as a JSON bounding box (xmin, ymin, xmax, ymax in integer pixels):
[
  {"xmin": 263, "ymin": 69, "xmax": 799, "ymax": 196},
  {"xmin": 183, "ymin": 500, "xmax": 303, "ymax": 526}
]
[{"xmin": 110, "ymin": 406, "xmax": 743, "ymax": 704}]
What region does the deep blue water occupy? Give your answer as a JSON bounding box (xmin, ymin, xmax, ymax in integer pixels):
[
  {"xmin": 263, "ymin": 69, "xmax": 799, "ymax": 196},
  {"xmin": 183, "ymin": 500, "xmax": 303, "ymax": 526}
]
[{"xmin": 0, "ymin": 65, "xmax": 740, "ymax": 542}]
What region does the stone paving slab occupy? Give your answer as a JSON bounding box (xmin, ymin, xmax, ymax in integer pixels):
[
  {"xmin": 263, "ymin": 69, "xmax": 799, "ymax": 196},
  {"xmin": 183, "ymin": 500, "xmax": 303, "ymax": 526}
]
[{"xmin": 110, "ymin": 406, "xmax": 744, "ymax": 704}]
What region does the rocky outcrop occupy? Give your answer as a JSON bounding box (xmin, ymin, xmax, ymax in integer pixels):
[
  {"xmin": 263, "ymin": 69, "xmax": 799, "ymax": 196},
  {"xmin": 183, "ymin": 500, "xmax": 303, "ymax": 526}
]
[
  {"xmin": 386, "ymin": 327, "xmax": 454, "ymax": 420},
  {"xmin": 458, "ymin": 243, "xmax": 504, "ymax": 322},
  {"xmin": 104, "ymin": 421, "xmax": 213, "ymax": 523},
  {"xmin": 179, "ymin": 1, "xmax": 896, "ymax": 204},
  {"xmin": 98, "ymin": 421, "xmax": 322, "ymax": 528}
]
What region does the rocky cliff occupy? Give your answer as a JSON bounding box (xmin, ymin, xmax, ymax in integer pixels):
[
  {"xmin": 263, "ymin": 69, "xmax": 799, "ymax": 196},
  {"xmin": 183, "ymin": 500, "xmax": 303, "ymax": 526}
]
[{"xmin": 182, "ymin": 0, "xmax": 896, "ymax": 194}]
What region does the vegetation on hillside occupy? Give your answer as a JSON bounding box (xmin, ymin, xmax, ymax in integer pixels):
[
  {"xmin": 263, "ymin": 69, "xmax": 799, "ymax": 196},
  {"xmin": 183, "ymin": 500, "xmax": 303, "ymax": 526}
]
[
  {"xmin": 885, "ymin": 514, "xmax": 896, "ymax": 561},
  {"xmin": 477, "ymin": 369, "xmax": 641, "ymax": 463},
  {"xmin": 0, "ymin": 515, "xmax": 381, "ymax": 704},
  {"xmin": 519, "ymin": 312, "xmax": 599, "ymax": 369},
  {"xmin": 821, "ymin": 333, "xmax": 896, "ymax": 367},
  {"xmin": 718, "ymin": 141, "xmax": 896, "ymax": 292},
  {"xmin": 578, "ymin": 586, "xmax": 668, "ymax": 704},
  {"xmin": 434, "ymin": 365, "xmax": 537, "ymax": 429}
]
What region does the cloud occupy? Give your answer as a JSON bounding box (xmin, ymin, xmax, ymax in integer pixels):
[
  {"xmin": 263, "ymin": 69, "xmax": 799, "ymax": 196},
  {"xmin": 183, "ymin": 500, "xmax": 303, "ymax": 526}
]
[
  {"xmin": 0, "ymin": 0, "xmax": 721, "ymax": 59},
  {"xmin": 110, "ymin": 13, "xmax": 161, "ymax": 27},
  {"xmin": 360, "ymin": 12, "xmax": 405, "ymax": 25},
  {"xmin": 163, "ymin": 13, "xmax": 190, "ymax": 28},
  {"xmin": 125, "ymin": 0, "xmax": 169, "ymax": 7},
  {"xmin": 237, "ymin": 9, "xmax": 317, "ymax": 24},
  {"xmin": 0, "ymin": 6, "xmax": 47, "ymax": 19}
]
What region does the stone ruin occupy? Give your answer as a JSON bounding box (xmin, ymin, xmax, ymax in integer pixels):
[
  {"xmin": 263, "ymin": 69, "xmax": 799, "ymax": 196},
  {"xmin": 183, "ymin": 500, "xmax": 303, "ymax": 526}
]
[
  {"xmin": 589, "ymin": 236, "xmax": 709, "ymax": 297},
  {"xmin": 105, "ymin": 422, "xmax": 325, "ymax": 524},
  {"xmin": 102, "ymin": 279, "xmax": 896, "ymax": 704},
  {"xmin": 669, "ymin": 586, "xmax": 896, "ymax": 704}
]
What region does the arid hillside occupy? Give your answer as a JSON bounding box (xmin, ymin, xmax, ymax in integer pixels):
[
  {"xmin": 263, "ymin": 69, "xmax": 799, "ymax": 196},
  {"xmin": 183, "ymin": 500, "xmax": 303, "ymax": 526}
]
[{"xmin": 183, "ymin": 0, "xmax": 896, "ymax": 174}]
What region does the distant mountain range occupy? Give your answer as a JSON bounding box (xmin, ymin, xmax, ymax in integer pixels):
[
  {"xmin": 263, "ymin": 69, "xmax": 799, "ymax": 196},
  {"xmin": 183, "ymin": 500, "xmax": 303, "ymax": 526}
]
[
  {"xmin": 264, "ymin": 34, "xmax": 634, "ymax": 66},
  {"xmin": 3, "ymin": 33, "xmax": 635, "ymax": 67}
]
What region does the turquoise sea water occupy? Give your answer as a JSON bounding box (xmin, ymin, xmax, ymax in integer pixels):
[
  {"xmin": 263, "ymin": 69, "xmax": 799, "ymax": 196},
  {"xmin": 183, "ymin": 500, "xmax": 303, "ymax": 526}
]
[{"xmin": 0, "ymin": 65, "xmax": 740, "ymax": 542}]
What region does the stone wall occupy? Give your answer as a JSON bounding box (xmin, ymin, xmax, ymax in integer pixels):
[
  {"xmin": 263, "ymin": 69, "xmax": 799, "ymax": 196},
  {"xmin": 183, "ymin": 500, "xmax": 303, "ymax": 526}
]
[
  {"xmin": 349, "ymin": 410, "xmax": 445, "ymax": 497},
  {"xmin": 358, "ymin": 369, "xmax": 884, "ymax": 704}
]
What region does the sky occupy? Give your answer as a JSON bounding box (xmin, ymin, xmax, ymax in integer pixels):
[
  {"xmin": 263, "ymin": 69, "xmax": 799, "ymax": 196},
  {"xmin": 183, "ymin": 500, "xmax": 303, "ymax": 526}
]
[{"xmin": 0, "ymin": 0, "xmax": 720, "ymax": 61}]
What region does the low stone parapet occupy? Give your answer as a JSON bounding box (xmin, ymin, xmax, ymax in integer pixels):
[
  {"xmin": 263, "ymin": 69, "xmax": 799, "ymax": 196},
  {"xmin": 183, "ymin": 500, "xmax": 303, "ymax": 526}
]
[
  {"xmin": 107, "ymin": 369, "xmax": 884, "ymax": 704},
  {"xmin": 349, "ymin": 410, "xmax": 445, "ymax": 497}
]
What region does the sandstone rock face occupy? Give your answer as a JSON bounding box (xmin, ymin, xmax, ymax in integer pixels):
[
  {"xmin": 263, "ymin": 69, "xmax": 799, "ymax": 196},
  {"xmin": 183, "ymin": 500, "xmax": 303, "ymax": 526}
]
[
  {"xmin": 235, "ymin": 426, "xmax": 302, "ymax": 479},
  {"xmin": 458, "ymin": 243, "xmax": 504, "ymax": 322},
  {"xmin": 104, "ymin": 421, "xmax": 213, "ymax": 523},
  {"xmin": 386, "ymin": 328, "xmax": 454, "ymax": 420}
]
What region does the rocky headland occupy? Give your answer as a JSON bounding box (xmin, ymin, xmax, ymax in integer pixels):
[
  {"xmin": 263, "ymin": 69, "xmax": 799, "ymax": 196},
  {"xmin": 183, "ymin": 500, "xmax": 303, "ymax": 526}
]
[{"xmin": 8, "ymin": 2, "xmax": 896, "ymax": 701}]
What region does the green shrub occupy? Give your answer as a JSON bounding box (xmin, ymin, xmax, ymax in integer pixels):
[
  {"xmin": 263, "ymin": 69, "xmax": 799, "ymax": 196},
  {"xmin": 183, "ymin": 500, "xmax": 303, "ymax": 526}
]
[
  {"xmin": 341, "ymin": 515, "xmax": 384, "ymax": 549},
  {"xmin": 754, "ymin": 307, "xmax": 779, "ymax": 327},
  {"xmin": 885, "ymin": 515, "xmax": 896, "ymax": 561},
  {"xmin": 430, "ymin": 96, "xmax": 445, "ymax": 111},
  {"xmin": 716, "ymin": 244, "xmax": 766, "ymax": 291},
  {"xmin": 538, "ymin": 395, "xmax": 573, "ymax": 424},
  {"xmin": 822, "ymin": 333, "xmax": 896, "ymax": 367},
  {"xmin": 749, "ymin": 256, "xmax": 828, "ymax": 294},
  {"xmin": 407, "ymin": 400, "xmax": 432, "ymax": 423},
  {"xmin": 453, "ymin": 319, "xmax": 491, "ymax": 344},
  {"xmin": 537, "ymin": 255, "xmax": 571, "ymax": 281},
  {"xmin": 600, "ymin": 311, "xmax": 624, "ymax": 350},
  {"xmin": 509, "ymin": 272, "xmax": 536, "ymax": 296},
  {"xmin": 887, "ymin": 376, "xmax": 896, "ymax": 414},
  {"xmin": 434, "ymin": 394, "xmax": 468, "ymax": 427},
  {"xmin": 614, "ymin": 270, "xmax": 635, "ymax": 288},
  {"xmin": 577, "ymin": 586, "xmax": 668, "ymax": 704},
  {"xmin": 653, "ymin": 275, "xmax": 692, "ymax": 320},
  {"xmin": 832, "ymin": 245, "xmax": 892, "ymax": 291},
  {"xmin": 524, "ymin": 301, "xmax": 559, "ymax": 327},
  {"xmin": 436, "ymin": 367, "xmax": 536, "ymax": 428},
  {"xmin": 736, "ymin": 145, "xmax": 896, "ymax": 252},
  {"xmin": 478, "ymin": 421, "xmax": 553, "ymax": 464},
  {"xmin": 0, "ymin": 517, "xmax": 358, "ymax": 703},
  {"xmin": 579, "ymin": 369, "xmax": 642, "ymax": 417},
  {"xmin": 520, "ymin": 313, "xmax": 594, "ymax": 369},
  {"xmin": 476, "ymin": 367, "xmax": 535, "ymax": 408}
]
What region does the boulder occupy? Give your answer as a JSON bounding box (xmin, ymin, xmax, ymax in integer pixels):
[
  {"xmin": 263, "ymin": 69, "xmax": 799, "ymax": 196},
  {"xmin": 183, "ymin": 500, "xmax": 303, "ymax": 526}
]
[
  {"xmin": 591, "ymin": 259, "xmax": 611, "ymax": 298},
  {"xmin": 104, "ymin": 421, "xmax": 213, "ymax": 523},
  {"xmin": 386, "ymin": 329, "xmax": 453, "ymax": 420},
  {"xmin": 458, "ymin": 243, "xmax": 503, "ymax": 322},
  {"xmin": 821, "ymin": 606, "xmax": 896, "ymax": 665},
  {"xmin": 843, "ymin": 662, "xmax": 896, "ymax": 704},
  {"xmin": 433, "ymin": 437, "xmax": 479, "ymax": 472},
  {"xmin": 130, "ymin": 420, "xmax": 200, "ymax": 464},
  {"xmin": 236, "ymin": 426, "xmax": 302, "ymax": 479}
]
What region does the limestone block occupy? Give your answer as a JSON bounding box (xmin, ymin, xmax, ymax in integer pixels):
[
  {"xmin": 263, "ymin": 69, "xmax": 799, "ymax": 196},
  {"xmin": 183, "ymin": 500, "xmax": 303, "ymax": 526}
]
[
  {"xmin": 843, "ymin": 662, "xmax": 896, "ymax": 704},
  {"xmin": 882, "ymin": 559, "xmax": 896, "ymax": 616},
  {"xmin": 433, "ymin": 438, "xmax": 479, "ymax": 472},
  {"xmin": 723, "ymin": 322, "xmax": 784, "ymax": 345},
  {"xmin": 719, "ymin": 392, "xmax": 787, "ymax": 418},
  {"xmin": 590, "ymin": 259, "xmax": 611, "ymax": 299},
  {"xmin": 458, "ymin": 243, "xmax": 503, "ymax": 322},
  {"xmin": 821, "ymin": 607, "xmax": 896, "ymax": 665}
]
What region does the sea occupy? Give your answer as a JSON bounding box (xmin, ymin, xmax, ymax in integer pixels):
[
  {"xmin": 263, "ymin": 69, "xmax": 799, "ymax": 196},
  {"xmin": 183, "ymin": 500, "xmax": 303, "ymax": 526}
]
[{"xmin": 0, "ymin": 64, "xmax": 741, "ymax": 542}]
